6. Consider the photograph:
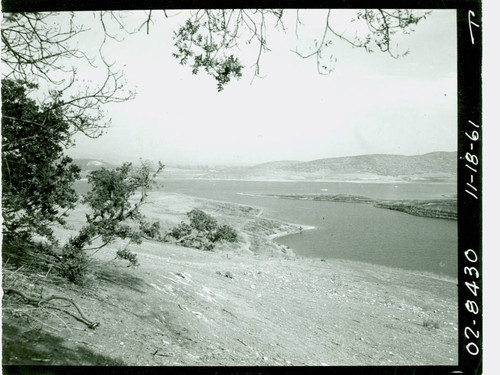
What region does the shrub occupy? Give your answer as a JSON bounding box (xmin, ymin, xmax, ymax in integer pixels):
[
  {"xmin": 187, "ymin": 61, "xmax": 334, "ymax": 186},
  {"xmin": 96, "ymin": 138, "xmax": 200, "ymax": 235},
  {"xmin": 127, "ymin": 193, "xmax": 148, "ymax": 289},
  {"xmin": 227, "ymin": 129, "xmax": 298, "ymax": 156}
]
[
  {"xmin": 169, "ymin": 221, "xmax": 192, "ymax": 240},
  {"xmin": 187, "ymin": 209, "xmax": 218, "ymax": 233},
  {"xmin": 179, "ymin": 234, "xmax": 215, "ymax": 251},
  {"xmin": 116, "ymin": 248, "xmax": 139, "ymax": 267},
  {"xmin": 214, "ymin": 224, "xmax": 238, "ymax": 242},
  {"xmin": 60, "ymin": 244, "xmax": 90, "ymax": 285},
  {"xmin": 140, "ymin": 220, "xmax": 161, "ymax": 239},
  {"xmin": 169, "ymin": 209, "xmax": 238, "ymax": 251}
]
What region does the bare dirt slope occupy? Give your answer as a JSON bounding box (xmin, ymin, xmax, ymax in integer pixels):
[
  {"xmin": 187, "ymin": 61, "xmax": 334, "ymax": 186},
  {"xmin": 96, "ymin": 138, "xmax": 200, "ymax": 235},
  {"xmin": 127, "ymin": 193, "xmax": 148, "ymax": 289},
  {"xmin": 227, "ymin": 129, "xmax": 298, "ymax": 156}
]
[{"xmin": 2, "ymin": 193, "xmax": 458, "ymax": 366}]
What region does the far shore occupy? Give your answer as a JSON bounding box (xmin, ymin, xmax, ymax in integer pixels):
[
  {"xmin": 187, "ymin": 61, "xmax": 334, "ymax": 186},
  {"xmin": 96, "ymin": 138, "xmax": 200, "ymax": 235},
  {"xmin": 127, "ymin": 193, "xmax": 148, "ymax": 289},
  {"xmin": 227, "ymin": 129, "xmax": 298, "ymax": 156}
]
[
  {"xmin": 257, "ymin": 193, "xmax": 457, "ymax": 221},
  {"xmin": 185, "ymin": 176, "xmax": 457, "ymax": 184}
]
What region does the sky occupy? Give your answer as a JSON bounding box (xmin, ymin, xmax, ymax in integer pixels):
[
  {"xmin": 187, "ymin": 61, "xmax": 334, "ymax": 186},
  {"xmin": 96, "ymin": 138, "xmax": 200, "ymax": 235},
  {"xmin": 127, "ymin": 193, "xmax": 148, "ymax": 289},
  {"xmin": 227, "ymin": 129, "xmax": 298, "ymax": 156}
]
[{"xmin": 60, "ymin": 9, "xmax": 457, "ymax": 166}]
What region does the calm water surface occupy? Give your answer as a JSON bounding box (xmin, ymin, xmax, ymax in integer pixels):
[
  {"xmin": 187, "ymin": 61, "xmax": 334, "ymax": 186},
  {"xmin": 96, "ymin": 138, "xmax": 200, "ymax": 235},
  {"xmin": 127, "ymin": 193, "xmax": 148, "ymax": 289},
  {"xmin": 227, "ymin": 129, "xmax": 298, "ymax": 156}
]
[
  {"xmin": 74, "ymin": 179, "xmax": 457, "ymax": 277},
  {"xmin": 157, "ymin": 179, "xmax": 457, "ymax": 278}
]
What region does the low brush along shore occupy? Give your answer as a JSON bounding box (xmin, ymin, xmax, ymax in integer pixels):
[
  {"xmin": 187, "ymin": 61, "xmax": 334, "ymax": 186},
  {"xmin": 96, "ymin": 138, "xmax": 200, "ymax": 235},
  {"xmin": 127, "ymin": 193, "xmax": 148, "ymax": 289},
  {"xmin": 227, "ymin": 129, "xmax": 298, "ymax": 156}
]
[{"xmin": 2, "ymin": 192, "xmax": 458, "ymax": 366}]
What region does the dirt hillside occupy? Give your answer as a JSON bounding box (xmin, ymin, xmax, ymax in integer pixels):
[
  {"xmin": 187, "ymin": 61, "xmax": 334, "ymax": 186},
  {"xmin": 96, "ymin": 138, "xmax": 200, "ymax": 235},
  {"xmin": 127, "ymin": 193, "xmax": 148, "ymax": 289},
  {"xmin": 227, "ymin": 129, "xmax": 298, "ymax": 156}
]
[{"xmin": 2, "ymin": 192, "xmax": 458, "ymax": 366}]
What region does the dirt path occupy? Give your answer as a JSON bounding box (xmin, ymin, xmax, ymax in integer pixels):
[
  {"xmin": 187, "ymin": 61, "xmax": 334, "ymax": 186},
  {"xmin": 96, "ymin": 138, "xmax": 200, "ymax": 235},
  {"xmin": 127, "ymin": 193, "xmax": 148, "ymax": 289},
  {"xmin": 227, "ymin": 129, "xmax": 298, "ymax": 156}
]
[{"xmin": 2, "ymin": 192, "xmax": 458, "ymax": 366}]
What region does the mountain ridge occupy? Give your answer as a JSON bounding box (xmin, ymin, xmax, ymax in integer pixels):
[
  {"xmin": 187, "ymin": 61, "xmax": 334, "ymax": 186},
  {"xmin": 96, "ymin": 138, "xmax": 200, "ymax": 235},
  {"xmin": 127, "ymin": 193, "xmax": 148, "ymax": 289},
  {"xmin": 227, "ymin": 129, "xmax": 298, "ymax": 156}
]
[
  {"xmin": 250, "ymin": 151, "xmax": 456, "ymax": 175},
  {"xmin": 71, "ymin": 152, "xmax": 457, "ymax": 182},
  {"xmin": 203, "ymin": 151, "xmax": 457, "ymax": 182}
]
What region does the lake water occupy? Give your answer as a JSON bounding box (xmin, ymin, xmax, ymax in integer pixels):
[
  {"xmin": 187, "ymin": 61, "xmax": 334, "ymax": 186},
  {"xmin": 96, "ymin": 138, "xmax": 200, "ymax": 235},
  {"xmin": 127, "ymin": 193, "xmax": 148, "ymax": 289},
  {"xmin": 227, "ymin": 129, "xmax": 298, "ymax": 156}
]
[
  {"xmin": 74, "ymin": 178, "xmax": 457, "ymax": 277},
  {"xmin": 157, "ymin": 179, "xmax": 457, "ymax": 278}
]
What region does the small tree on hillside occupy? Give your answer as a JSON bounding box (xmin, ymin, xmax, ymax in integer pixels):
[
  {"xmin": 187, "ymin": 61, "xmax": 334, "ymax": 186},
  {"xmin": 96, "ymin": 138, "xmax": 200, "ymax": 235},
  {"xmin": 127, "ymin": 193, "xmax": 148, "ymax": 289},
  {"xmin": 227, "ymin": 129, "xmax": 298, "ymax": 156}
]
[{"xmin": 60, "ymin": 161, "xmax": 164, "ymax": 283}]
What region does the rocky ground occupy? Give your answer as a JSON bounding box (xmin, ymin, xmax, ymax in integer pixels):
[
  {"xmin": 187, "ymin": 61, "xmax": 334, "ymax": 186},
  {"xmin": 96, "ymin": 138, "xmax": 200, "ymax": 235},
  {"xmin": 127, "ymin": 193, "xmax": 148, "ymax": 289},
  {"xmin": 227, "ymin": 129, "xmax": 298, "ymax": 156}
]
[{"xmin": 2, "ymin": 192, "xmax": 458, "ymax": 366}]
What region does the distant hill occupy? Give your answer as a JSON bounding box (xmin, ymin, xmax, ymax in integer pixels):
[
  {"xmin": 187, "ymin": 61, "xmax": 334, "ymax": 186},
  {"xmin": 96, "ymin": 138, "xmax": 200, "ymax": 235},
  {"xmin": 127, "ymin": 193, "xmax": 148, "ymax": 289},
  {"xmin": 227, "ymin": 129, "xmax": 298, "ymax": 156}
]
[
  {"xmin": 71, "ymin": 158, "xmax": 116, "ymax": 172},
  {"xmin": 253, "ymin": 152, "xmax": 456, "ymax": 176},
  {"xmin": 198, "ymin": 152, "xmax": 457, "ymax": 182}
]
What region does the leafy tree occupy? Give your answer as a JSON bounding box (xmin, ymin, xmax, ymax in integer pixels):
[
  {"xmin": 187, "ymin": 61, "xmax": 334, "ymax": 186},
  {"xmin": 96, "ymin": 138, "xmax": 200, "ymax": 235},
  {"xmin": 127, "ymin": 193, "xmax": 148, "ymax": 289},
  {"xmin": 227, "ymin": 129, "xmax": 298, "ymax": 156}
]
[
  {"xmin": 1, "ymin": 11, "xmax": 136, "ymax": 269},
  {"xmin": 167, "ymin": 9, "xmax": 431, "ymax": 90},
  {"xmin": 2, "ymin": 9, "xmax": 430, "ymax": 93},
  {"xmin": 1, "ymin": 12, "xmax": 134, "ymax": 138},
  {"xmin": 60, "ymin": 161, "xmax": 164, "ymax": 283},
  {"xmin": 1, "ymin": 78, "xmax": 81, "ymax": 244},
  {"xmin": 70, "ymin": 162, "xmax": 163, "ymax": 250}
]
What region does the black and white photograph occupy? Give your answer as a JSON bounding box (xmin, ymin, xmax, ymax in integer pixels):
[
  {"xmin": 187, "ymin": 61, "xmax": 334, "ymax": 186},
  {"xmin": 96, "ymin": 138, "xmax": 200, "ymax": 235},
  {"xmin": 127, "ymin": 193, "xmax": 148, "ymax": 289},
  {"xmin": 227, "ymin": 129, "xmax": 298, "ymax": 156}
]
[{"xmin": 1, "ymin": 3, "xmax": 482, "ymax": 372}]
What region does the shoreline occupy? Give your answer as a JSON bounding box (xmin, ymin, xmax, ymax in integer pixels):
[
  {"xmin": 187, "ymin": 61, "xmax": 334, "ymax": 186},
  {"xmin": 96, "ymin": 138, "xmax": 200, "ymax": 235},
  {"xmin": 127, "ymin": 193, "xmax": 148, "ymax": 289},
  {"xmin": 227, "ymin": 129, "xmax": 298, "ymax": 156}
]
[
  {"xmin": 192, "ymin": 193, "xmax": 457, "ymax": 283},
  {"xmin": 3, "ymin": 190, "xmax": 458, "ymax": 365},
  {"xmin": 226, "ymin": 195, "xmax": 457, "ymax": 283},
  {"xmin": 141, "ymin": 191, "xmax": 457, "ymax": 280},
  {"xmin": 268, "ymin": 224, "xmax": 316, "ymax": 240}
]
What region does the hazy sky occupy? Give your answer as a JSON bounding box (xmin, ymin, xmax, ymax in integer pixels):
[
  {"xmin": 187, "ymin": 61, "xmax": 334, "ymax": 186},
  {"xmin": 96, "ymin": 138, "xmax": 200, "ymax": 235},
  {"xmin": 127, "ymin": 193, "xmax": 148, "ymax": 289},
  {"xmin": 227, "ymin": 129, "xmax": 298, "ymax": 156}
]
[{"xmin": 66, "ymin": 9, "xmax": 457, "ymax": 166}]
